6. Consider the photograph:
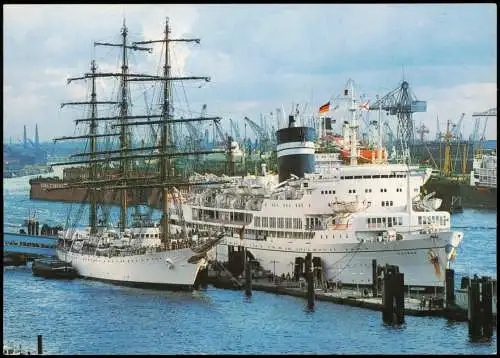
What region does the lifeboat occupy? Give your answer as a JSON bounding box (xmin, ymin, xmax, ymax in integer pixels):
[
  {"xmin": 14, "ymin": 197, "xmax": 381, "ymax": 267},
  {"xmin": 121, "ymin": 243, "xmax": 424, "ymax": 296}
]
[{"xmin": 339, "ymin": 147, "xmax": 388, "ymax": 164}]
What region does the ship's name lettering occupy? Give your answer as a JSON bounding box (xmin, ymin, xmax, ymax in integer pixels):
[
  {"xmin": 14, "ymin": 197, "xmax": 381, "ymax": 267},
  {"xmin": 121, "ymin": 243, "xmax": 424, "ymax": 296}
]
[{"xmin": 41, "ymin": 183, "xmax": 67, "ymax": 189}]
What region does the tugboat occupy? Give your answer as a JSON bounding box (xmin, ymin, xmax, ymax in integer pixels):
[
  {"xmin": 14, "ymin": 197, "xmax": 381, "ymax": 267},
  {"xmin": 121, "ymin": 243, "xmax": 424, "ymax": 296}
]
[{"xmin": 32, "ymin": 258, "xmax": 79, "ymax": 279}]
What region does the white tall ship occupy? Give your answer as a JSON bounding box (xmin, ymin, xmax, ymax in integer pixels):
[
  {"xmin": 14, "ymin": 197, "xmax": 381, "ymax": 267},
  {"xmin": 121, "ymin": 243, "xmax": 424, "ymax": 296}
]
[
  {"xmin": 54, "ymin": 19, "xmax": 222, "ymax": 290},
  {"xmin": 169, "ymin": 84, "xmax": 464, "ymax": 291}
]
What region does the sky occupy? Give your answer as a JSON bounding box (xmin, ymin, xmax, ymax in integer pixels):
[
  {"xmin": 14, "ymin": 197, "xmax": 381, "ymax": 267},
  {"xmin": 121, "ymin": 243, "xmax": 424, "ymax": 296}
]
[{"xmin": 3, "ymin": 4, "xmax": 497, "ymax": 144}]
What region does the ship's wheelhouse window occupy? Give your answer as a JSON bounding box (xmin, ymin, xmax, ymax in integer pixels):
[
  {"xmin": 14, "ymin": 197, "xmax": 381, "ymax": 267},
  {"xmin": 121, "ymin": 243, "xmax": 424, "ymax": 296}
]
[
  {"xmin": 381, "ymin": 201, "xmax": 385, "ymax": 207},
  {"xmin": 349, "ymin": 189, "xmax": 352, "ymax": 193},
  {"xmin": 340, "ymin": 176, "xmax": 345, "ymax": 179},
  {"xmin": 354, "ymin": 176, "xmax": 362, "ymax": 179},
  {"xmin": 363, "ymin": 175, "xmax": 371, "ymax": 179},
  {"xmin": 321, "ymin": 190, "xmax": 324, "ymax": 194},
  {"xmin": 389, "ymin": 201, "xmax": 393, "ymax": 206},
  {"xmin": 388, "ymin": 217, "xmax": 393, "ymax": 227},
  {"xmin": 345, "ymin": 176, "xmax": 353, "ymax": 179},
  {"xmin": 381, "ymin": 175, "xmax": 388, "ymax": 178},
  {"xmin": 372, "ymin": 175, "xmax": 381, "ymax": 178},
  {"xmin": 352, "ymin": 190, "xmax": 356, "ymax": 193}
]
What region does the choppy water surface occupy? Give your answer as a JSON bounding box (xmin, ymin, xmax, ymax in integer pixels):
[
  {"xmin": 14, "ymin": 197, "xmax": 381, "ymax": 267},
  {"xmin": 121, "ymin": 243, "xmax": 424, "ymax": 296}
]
[{"xmin": 3, "ymin": 176, "xmax": 497, "ymax": 354}]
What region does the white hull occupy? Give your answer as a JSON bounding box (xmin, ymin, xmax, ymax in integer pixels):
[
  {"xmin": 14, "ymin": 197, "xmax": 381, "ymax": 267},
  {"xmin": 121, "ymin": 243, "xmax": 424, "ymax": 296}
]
[
  {"xmin": 56, "ymin": 248, "xmax": 206, "ymax": 289},
  {"xmin": 208, "ymin": 231, "xmax": 460, "ymax": 288}
]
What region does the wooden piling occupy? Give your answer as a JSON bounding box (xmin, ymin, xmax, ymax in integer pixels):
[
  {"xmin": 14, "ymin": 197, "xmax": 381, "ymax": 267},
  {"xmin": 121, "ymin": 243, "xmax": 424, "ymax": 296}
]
[
  {"xmin": 372, "ymin": 259, "xmax": 377, "ymax": 297},
  {"xmin": 468, "ymin": 277, "xmax": 481, "ymax": 340},
  {"xmin": 244, "ymin": 248, "xmax": 252, "ymax": 297},
  {"xmin": 305, "ymin": 252, "xmax": 314, "ymax": 310},
  {"xmin": 382, "ymin": 265, "xmax": 404, "ymax": 325},
  {"xmin": 37, "ymin": 334, "xmax": 43, "ymax": 355},
  {"xmin": 445, "ymin": 268, "xmax": 455, "ymax": 307}
]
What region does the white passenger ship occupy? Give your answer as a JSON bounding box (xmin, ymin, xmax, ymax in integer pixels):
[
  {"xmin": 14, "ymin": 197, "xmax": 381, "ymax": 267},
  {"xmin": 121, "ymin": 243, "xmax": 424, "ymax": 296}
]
[{"xmin": 168, "ymin": 88, "xmax": 464, "ymax": 291}]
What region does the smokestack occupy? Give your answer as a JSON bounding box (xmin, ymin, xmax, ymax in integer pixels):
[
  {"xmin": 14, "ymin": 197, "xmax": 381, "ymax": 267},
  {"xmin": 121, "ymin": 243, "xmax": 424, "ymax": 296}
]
[
  {"xmin": 35, "ymin": 124, "xmax": 39, "ymax": 147},
  {"xmin": 24, "ymin": 125, "xmax": 27, "ymax": 148}
]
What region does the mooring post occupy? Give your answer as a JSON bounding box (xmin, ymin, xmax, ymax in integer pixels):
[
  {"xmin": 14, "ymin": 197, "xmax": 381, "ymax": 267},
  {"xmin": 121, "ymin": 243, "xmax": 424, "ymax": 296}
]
[
  {"xmin": 382, "ymin": 265, "xmax": 404, "ymax": 325},
  {"xmin": 372, "ymin": 259, "xmax": 378, "ymax": 297},
  {"xmin": 445, "ymin": 268, "xmax": 455, "ymax": 308},
  {"xmin": 468, "ymin": 276, "xmax": 481, "ymax": 340},
  {"xmin": 305, "ymin": 252, "xmax": 314, "ymax": 310},
  {"xmin": 37, "ymin": 334, "xmax": 43, "ymax": 355},
  {"xmin": 382, "ymin": 265, "xmax": 393, "ymax": 324},
  {"xmin": 244, "ymin": 248, "xmax": 252, "ymax": 297},
  {"xmin": 394, "ymin": 271, "xmax": 405, "ymax": 325},
  {"xmin": 481, "ymin": 276, "xmax": 493, "ymax": 340}
]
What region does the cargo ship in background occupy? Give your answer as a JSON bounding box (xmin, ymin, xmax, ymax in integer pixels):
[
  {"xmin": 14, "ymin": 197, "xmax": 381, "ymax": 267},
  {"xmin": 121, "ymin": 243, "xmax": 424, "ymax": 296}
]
[{"xmin": 419, "ymin": 108, "xmax": 497, "ymax": 212}]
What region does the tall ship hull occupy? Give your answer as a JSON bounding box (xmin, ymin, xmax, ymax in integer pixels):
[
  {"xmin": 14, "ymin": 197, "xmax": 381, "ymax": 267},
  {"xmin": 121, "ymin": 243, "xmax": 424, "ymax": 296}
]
[
  {"xmin": 47, "ymin": 18, "xmax": 226, "ymax": 291},
  {"xmin": 56, "ymin": 248, "xmax": 206, "ymax": 290}
]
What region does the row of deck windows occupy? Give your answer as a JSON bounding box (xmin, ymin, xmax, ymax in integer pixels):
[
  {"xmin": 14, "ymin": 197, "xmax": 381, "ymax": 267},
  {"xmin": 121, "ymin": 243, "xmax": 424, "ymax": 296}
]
[
  {"xmin": 381, "ymin": 201, "xmax": 394, "ymax": 207},
  {"xmin": 367, "ymin": 216, "xmax": 403, "ymax": 229},
  {"xmin": 5, "ymin": 241, "xmax": 56, "ymax": 249},
  {"xmin": 418, "ymin": 215, "xmax": 449, "ymax": 226},
  {"xmin": 254, "ymin": 216, "xmax": 303, "ymax": 229},
  {"xmin": 340, "ymin": 174, "xmax": 407, "ymax": 179}
]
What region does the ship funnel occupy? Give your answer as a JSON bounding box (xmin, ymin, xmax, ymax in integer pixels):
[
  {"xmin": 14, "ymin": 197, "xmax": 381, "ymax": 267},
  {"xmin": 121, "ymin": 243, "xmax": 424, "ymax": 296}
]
[{"xmin": 276, "ymin": 125, "xmax": 316, "ymax": 183}]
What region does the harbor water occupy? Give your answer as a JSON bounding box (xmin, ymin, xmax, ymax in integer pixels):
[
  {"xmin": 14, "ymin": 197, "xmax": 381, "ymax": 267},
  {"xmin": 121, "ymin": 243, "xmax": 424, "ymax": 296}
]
[{"xmin": 3, "ymin": 174, "xmax": 497, "ymax": 354}]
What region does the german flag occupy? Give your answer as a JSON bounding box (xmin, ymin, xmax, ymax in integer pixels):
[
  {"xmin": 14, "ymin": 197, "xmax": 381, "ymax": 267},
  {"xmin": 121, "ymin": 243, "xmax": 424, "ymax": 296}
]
[{"xmin": 319, "ymin": 101, "xmax": 330, "ymax": 114}]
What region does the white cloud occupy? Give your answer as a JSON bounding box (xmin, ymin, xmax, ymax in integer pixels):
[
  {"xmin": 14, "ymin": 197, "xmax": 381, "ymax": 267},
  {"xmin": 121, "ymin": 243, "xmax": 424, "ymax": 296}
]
[{"xmin": 3, "ymin": 4, "xmax": 497, "ymax": 143}]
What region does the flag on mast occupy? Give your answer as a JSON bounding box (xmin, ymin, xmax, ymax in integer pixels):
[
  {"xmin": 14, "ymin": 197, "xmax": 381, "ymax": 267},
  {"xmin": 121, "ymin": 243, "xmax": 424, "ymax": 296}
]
[{"xmin": 319, "ymin": 101, "xmax": 330, "ymax": 114}]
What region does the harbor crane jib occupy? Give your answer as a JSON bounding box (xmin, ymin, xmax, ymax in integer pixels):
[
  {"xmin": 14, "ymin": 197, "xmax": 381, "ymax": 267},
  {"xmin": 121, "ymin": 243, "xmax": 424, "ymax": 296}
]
[{"xmin": 369, "ymin": 80, "xmax": 426, "ymax": 163}]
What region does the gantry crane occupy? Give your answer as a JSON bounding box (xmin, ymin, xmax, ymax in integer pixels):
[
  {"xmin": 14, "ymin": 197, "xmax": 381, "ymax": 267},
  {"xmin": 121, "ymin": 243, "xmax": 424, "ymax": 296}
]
[
  {"xmin": 415, "ymin": 123, "xmax": 429, "ymax": 142},
  {"xmin": 213, "ymin": 119, "xmax": 227, "ymax": 147},
  {"xmin": 244, "ymin": 116, "xmax": 271, "ymax": 152},
  {"xmin": 369, "ymin": 80, "xmax": 426, "ymax": 163},
  {"xmin": 471, "ymin": 108, "xmax": 496, "ymax": 157},
  {"xmin": 229, "ymin": 118, "xmax": 242, "ymax": 143}
]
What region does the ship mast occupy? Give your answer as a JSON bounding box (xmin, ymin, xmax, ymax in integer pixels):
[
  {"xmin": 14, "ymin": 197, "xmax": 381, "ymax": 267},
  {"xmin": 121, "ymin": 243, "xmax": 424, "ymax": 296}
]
[
  {"xmin": 52, "ymin": 19, "xmax": 225, "ymax": 243},
  {"xmin": 57, "ymin": 61, "xmax": 120, "ymax": 234},
  {"xmin": 131, "ymin": 17, "xmax": 211, "ymax": 244},
  {"xmin": 347, "ymin": 80, "xmax": 358, "ymax": 166},
  {"xmin": 92, "ymin": 19, "xmax": 152, "ymax": 232}
]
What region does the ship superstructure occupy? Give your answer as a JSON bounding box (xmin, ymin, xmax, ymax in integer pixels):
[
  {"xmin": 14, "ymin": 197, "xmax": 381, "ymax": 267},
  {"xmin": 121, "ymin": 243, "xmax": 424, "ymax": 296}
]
[{"xmin": 169, "ymin": 83, "xmax": 464, "ymax": 290}]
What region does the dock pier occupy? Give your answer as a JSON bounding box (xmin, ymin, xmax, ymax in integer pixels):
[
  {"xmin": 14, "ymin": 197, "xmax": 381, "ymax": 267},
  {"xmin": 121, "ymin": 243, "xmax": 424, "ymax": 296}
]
[{"xmin": 207, "ymin": 264, "xmax": 496, "ymax": 326}]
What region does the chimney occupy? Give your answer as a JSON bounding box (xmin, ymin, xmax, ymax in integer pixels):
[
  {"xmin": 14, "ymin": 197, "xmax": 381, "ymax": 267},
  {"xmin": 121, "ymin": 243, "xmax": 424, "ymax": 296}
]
[{"xmin": 35, "ymin": 124, "xmax": 39, "ymax": 147}]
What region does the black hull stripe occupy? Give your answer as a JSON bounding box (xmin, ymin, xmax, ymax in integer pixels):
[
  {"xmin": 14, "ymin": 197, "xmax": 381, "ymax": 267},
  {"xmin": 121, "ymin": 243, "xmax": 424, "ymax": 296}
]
[
  {"xmin": 76, "ymin": 276, "xmax": 195, "ymax": 291},
  {"xmin": 276, "ymin": 126, "xmax": 316, "ymax": 143},
  {"xmin": 278, "ymin": 155, "xmax": 315, "ymax": 182}
]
